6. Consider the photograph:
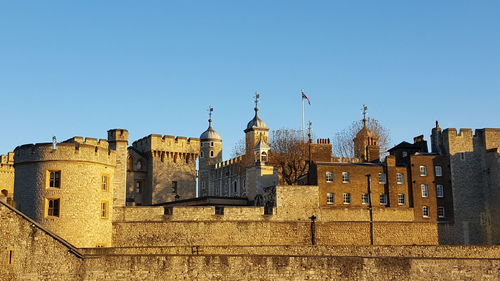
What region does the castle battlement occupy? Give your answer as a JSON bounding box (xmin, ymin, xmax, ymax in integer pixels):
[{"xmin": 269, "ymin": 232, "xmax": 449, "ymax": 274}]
[
  {"xmin": 0, "ymin": 152, "xmax": 14, "ymax": 165},
  {"xmin": 330, "ymin": 157, "xmax": 361, "ymax": 163},
  {"xmin": 14, "ymin": 142, "xmax": 116, "ymax": 166},
  {"xmin": 215, "ymin": 156, "xmax": 244, "ymax": 169},
  {"xmin": 64, "ymin": 137, "xmax": 110, "ymax": 149},
  {"xmin": 132, "ymin": 134, "xmax": 200, "ymax": 154}
]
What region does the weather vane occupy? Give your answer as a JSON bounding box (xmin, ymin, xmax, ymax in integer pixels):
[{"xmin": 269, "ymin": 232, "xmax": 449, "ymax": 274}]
[
  {"xmin": 362, "ymin": 104, "xmax": 368, "ymax": 120},
  {"xmin": 307, "ymin": 121, "xmax": 313, "ymax": 141},
  {"xmin": 254, "ymin": 92, "xmax": 260, "ymax": 108},
  {"xmin": 208, "ymin": 105, "xmax": 213, "ymax": 120}
]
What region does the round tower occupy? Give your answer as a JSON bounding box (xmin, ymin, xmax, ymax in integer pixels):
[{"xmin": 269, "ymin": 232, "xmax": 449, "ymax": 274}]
[
  {"xmin": 199, "ymin": 107, "xmax": 222, "ymax": 196},
  {"xmin": 13, "ymin": 138, "xmax": 116, "ymax": 248}
]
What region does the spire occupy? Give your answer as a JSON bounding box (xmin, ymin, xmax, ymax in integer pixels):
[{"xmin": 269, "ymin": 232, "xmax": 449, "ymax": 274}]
[
  {"xmin": 200, "ymin": 105, "xmax": 221, "ymax": 141},
  {"xmin": 245, "ymin": 92, "xmax": 268, "ymax": 132},
  {"xmin": 362, "ymin": 104, "xmax": 368, "ymax": 127},
  {"xmin": 254, "ymin": 92, "xmax": 260, "ymax": 117}
]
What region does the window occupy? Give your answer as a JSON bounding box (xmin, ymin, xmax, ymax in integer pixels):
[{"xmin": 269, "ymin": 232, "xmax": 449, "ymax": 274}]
[
  {"xmin": 47, "ymin": 198, "xmax": 60, "ymax": 217},
  {"xmin": 48, "ymin": 171, "xmax": 61, "ymax": 188},
  {"xmin": 233, "ymin": 181, "xmax": 237, "ymax": 193},
  {"xmin": 402, "ymin": 151, "xmax": 408, "ymax": 157},
  {"xmin": 435, "ymin": 166, "xmax": 442, "ymax": 177},
  {"xmin": 379, "ymin": 194, "xmax": 387, "ymax": 205},
  {"xmin": 172, "ymin": 181, "xmax": 178, "ymax": 193},
  {"xmin": 135, "ymin": 180, "xmax": 143, "ymax": 193},
  {"xmin": 436, "ymin": 184, "xmax": 444, "ymax": 198},
  {"xmin": 421, "ymin": 184, "xmax": 429, "ymax": 197},
  {"xmin": 438, "ymin": 207, "xmax": 445, "ymax": 218},
  {"xmin": 101, "ymin": 175, "xmax": 109, "ymax": 191},
  {"xmin": 378, "ymin": 173, "xmax": 386, "ymax": 184},
  {"xmin": 210, "ymin": 150, "xmax": 214, "ymax": 157},
  {"xmin": 215, "ymin": 206, "xmax": 224, "ymax": 215},
  {"xmin": 398, "ymin": 194, "xmax": 405, "ymax": 205},
  {"xmin": 136, "ymin": 160, "xmax": 142, "ymax": 170},
  {"xmin": 361, "ymin": 193, "xmax": 369, "ymax": 205},
  {"xmin": 210, "ymin": 141, "xmax": 214, "ymax": 147},
  {"xmin": 261, "ymin": 152, "xmax": 268, "ymax": 162},
  {"xmin": 101, "ymin": 201, "xmax": 109, "ymax": 219},
  {"xmin": 326, "ymin": 193, "xmax": 334, "ymax": 204},
  {"xmin": 420, "ymin": 166, "xmax": 427, "ymax": 176},
  {"xmin": 460, "ymin": 152, "xmax": 465, "ymax": 160},
  {"xmin": 7, "ymin": 249, "xmax": 13, "ymax": 265},
  {"xmin": 200, "ymin": 151, "xmax": 204, "ymax": 158},
  {"xmin": 342, "ymin": 172, "xmax": 350, "ymax": 183},
  {"xmin": 396, "ymin": 173, "xmax": 404, "ymax": 184},
  {"xmin": 343, "ymin": 193, "xmax": 351, "ymax": 204},
  {"xmin": 422, "ymin": 206, "xmax": 430, "ymax": 218},
  {"xmin": 325, "ymin": 172, "xmax": 333, "ymax": 183}
]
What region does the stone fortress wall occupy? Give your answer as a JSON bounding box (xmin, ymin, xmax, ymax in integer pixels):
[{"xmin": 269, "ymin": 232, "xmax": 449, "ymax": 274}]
[
  {"xmin": 0, "ymin": 152, "xmax": 15, "ymax": 202},
  {"xmin": 112, "ymin": 185, "xmax": 437, "ymax": 247},
  {"xmin": 2, "ymin": 201, "xmax": 499, "ymax": 281},
  {"xmin": 130, "ymin": 134, "xmax": 199, "ymax": 204},
  {"xmin": 13, "ymin": 138, "xmax": 117, "ymax": 248},
  {"xmin": 434, "ymin": 128, "xmax": 500, "ymax": 244}
]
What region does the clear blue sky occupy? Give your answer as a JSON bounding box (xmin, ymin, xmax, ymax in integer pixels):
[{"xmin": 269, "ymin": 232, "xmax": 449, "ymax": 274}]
[{"xmin": 1, "ymin": 1, "xmax": 499, "ymax": 159}]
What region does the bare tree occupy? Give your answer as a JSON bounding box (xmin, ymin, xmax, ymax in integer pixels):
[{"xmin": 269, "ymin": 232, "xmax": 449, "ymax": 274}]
[
  {"xmin": 332, "ymin": 118, "xmax": 391, "ymax": 159},
  {"xmin": 231, "ymin": 138, "xmax": 245, "ymax": 158},
  {"xmin": 269, "ymin": 129, "xmax": 309, "ymax": 185}
]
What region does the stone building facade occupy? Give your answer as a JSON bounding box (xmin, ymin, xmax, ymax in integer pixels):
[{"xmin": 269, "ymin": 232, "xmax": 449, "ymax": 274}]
[
  {"xmin": 431, "ymin": 124, "xmax": 500, "ymax": 244},
  {"xmin": 198, "ymin": 97, "xmax": 278, "ymax": 203}
]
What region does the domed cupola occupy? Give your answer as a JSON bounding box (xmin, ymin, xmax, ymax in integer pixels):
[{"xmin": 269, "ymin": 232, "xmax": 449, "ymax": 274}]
[
  {"xmin": 200, "ymin": 119, "xmax": 222, "ymax": 141},
  {"xmin": 244, "ymin": 92, "xmax": 268, "ymax": 133}
]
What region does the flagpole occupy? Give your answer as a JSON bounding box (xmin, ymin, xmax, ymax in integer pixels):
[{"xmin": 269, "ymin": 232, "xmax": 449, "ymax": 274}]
[{"xmin": 301, "ymin": 92, "xmax": 305, "ymax": 141}]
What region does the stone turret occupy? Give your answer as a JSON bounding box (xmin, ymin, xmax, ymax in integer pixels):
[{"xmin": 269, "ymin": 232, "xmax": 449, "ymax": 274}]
[
  {"xmin": 199, "ymin": 107, "xmax": 223, "ymax": 196},
  {"xmin": 108, "ymin": 129, "xmax": 129, "ymax": 207},
  {"xmin": 244, "ymin": 93, "xmax": 269, "ymax": 166},
  {"xmin": 353, "ymin": 117, "xmax": 380, "ymax": 162}
]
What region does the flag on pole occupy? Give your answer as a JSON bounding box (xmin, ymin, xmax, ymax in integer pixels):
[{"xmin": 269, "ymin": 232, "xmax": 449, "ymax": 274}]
[{"xmin": 301, "ymin": 90, "xmax": 311, "ymax": 105}]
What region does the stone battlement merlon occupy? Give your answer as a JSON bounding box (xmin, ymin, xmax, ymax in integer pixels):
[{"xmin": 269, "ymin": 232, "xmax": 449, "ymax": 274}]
[
  {"xmin": 14, "ymin": 142, "xmax": 117, "ymax": 166},
  {"xmin": 132, "ymin": 134, "xmax": 200, "ymax": 154},
  {"xmin": 64, "ymin": 137, "xmax": 110, "ymax": 149},
  {"xmin": 0, "ymin": 152, "xmax": 14, "ymax": 165}
]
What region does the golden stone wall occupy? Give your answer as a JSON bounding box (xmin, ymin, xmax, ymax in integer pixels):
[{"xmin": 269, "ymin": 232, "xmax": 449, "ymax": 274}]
[{"xmin": 14, "ymin": 141, "xmax": 116, "ymax": 248}]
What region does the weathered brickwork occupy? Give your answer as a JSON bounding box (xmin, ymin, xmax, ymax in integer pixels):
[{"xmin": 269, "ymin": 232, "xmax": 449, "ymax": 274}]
[{"xmin": 13, "ymin": 140, "xmax": 116, "ymax": 248}]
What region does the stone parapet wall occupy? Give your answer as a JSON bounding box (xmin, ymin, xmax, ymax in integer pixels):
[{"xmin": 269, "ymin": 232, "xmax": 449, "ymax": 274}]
[
  {"xmin": 112, "ymin": 220, "xmax": 437, "ymax": 247},
  {"xmin": 132, "ymin": 134, "xmax": 200, "ymax": 154},
  {"xmin": 14, "ymin": 142, "xmax": 116, "ymax": 167}
]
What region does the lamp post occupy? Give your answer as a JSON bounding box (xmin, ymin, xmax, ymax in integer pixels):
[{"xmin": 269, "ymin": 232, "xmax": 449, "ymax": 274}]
[
  {"xmin": 366, "ymin": 174, "xmax": 374, "ymax": 245},
  {"xmin": 309, "ymin": 215, "xmax": 317, "ymax": 245}
]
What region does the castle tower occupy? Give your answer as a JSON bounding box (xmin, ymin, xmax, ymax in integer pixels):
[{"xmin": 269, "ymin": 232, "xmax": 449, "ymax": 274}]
[
  {"xmin": 244, "ymin": 93, "xmax": 269, "ymax": 166},
  {"xmin": 199, "ymin": 106, "xmax": 223, "ymax": 197},
  {"xmin": 13, "ymin": 137, "xmax": 116, "ymax": 247},
  {"xmin": 431, "ymin": 121, "xmax": 445, "ymax": 154},
  {"xmin": 107, "ymin": 129, "xmax": 129, "ymax": 207},
  {"xmin": 246, "ymin": 135, "xmax": 276, "ymax": 204},
  {"xmin": 353, "ymin": 106, "xmax": 380, "ymax": 162}
]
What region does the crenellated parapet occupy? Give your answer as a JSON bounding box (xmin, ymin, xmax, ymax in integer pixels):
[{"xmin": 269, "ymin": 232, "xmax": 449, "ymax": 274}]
[
  {"xmin": 133, "ymin": 134, "xmax": 200, "ymax": 155},
  {"xmin": 0, "ymin": 152, "xmax": 14, "ymax": 169},
  {"xmin": 215, "ymin": 156, "xmax": 244, "ymax": 169},
  {"xmin": 14, "ymin": 141, "xmax": 116, "ymax": 167}
]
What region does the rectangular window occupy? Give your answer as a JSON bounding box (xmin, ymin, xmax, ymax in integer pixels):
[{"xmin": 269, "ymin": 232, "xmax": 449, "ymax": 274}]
[
  {"xmin": 422, "ymin": 206, "xmax": 430, "ymax": 218},
  {"xmin": 101, "ymin": 175, "xmax": 109, "ymax": 191},
  {"xmin": 172, "ymin": 181, "xmax": 178, "ymax": 193},
  {"xmin": 436, "ymin": 184, "xmax": 444, "ymax": 198},
  {"xmin": 326, "ymin": 193, "xmax": 334, "ymax": 204},
  {"xmin": 47, "ymin": 198, "xmax": 60, "ymax": 217},
  {"xmin": 135, "ymin": 180, "xmax": 143, "ymax": 193},
  {"xmin": 396, "ymin": 173, "xmax": 404, "ymax": 184},
  {"xmin": 378, "ymin": 173, "xmax": 386, "ymax": 184},
  {"xmin": 435, "ymin": 166, "xmax": 442, "ymax": 177},
  {"xmin": 379, "ymin": 194, "xmax": 387, "ymax": 205},
  {"xmin": 49, "ymin": 171, "xmax": 61, "ymax": 188},
  {"xmin": 438, "ymin": 207, "xmax": 445, "ymax": 218},
  {"xmin": 420, "ymin": 166, "xmax": 427, "ymax": 176},
  {"xmin": 100, "ymin": 201, "xmax": 109, "ymax": 219},
  {"xmin": 342, "ymin": 172, "xmax": 350, "ymax": 183},
  {"xmin": 361, "ymin": 193, "xmax": 369, "ymax": 205},
  {"xmin": 402, "ymin": 151, "xmax": 408, "ymax": 157},
  {"xmin": 343, "ymin": 193, "xmax": 351, "ymax": 204},
  {"xmin": 5, "ymin": 249, "xmax": 13, "ymax": 265},
  {"xmin": 325, "ymin": 172, "xmax": 333, "ymax": 183},
  {"xmin": 215, "ymin": 206, "xmax": 224, "ymax": 215},
  {"xmin": 460, "ymin": 152, "xmax": 465, "ymax": 160},
  {"xmin": 421, "ymin": 184, "xmax": 429, "ymax": 197},
  {"xmin": 398, "ymin": 194, "xmax": 405, "ymax": 205}
]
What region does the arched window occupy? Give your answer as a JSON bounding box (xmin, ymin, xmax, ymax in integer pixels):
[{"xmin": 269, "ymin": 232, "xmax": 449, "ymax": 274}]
[
  {"xmin": 136, "ymin": 160, "xmax": 143, "ymax": 170},
  {"xmin": 255, "ymin": 152, "xmax": 260, "ymax": 162},
  {"xmin": 261, "ymin": 152, "xmax": 268, "ymax": 162},
  {"xmin": 233, "ymin": 181, "xmax": 237, "ymax": 193},
  {"xmin": 1, "ymin": 189, "xmax": 8, "ymax": 197},
  {"xmin": 210, "ymin": 151, "xmax": 214, "ymax": 157}
]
